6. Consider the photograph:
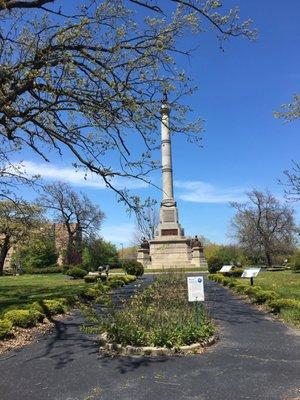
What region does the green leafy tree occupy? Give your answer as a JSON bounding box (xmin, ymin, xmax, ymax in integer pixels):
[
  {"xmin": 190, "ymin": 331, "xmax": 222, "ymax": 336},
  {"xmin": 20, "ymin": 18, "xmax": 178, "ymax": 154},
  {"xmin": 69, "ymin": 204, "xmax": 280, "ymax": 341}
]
[
  {"xmin": 0, "ymin": 200, "xmax": 43, "ymax": 275},
  {"xmin": 0, "ymin": 0, "xmax": 255, "ymax": 207},
  {"xmin": 231, "ymin": 190, "xmax": 298, "ymax": 267},
  {"xmin": 82, "ymin": 239, "xmax": 119, "ymax": 271},
  {"xmin": 14, "ymin": 234, "xmax": 58, "ymax": 272}
]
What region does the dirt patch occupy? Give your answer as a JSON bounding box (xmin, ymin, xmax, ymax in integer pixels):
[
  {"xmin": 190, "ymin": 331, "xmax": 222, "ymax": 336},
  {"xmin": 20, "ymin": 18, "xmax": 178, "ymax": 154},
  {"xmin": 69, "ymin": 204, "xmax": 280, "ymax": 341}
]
[{"xmin": 0, "ymin": 314, "xmax": 68, "ymax": 356}]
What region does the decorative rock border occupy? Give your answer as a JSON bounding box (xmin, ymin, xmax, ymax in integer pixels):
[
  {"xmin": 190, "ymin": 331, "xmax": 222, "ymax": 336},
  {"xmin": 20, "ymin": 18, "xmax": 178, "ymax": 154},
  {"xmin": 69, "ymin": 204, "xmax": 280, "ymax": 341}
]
[{"xmin": 99, "ymin": 333, "xmax": 218, "ymax": 356}]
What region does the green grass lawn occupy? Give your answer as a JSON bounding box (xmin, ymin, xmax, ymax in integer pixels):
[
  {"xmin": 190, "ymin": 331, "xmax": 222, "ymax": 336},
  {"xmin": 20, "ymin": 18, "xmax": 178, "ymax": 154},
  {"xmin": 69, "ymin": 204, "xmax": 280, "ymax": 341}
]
[
  {"xmin": 238, "ymin": 271, "xmax": 300, "ymax": 301},
  {"xmin": 0, "ymin": 274, "xmax": 86, "ymax": 317}
]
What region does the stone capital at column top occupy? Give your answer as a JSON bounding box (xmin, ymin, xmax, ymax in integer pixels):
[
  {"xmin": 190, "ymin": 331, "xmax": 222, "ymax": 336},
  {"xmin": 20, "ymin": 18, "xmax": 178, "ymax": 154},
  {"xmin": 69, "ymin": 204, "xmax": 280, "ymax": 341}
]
[{"xmin": 161, "ymin": 103, "xmax": 170, "ymax": 115}]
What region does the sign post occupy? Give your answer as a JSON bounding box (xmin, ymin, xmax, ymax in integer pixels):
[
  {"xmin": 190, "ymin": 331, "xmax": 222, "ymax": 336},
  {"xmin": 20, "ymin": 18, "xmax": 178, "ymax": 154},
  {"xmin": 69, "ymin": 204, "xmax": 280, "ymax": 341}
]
[{"xmin": 187, "ymin": 276, "xmax": 204, "ymax": 326}]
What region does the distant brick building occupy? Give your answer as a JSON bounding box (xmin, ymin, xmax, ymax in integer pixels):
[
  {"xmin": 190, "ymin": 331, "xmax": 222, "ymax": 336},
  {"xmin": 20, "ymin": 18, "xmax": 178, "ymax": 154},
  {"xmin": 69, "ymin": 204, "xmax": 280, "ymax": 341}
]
[{"xmin": 2, "ymin": 222, "xmax": 82, "ymax": 271}]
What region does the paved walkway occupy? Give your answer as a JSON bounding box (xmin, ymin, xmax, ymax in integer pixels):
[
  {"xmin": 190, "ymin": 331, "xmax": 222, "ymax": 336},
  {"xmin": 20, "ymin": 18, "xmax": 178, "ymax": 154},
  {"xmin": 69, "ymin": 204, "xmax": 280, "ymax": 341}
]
[{"xmin": 0, "ymin": 276, "xmax": 299, "ymax": 400}]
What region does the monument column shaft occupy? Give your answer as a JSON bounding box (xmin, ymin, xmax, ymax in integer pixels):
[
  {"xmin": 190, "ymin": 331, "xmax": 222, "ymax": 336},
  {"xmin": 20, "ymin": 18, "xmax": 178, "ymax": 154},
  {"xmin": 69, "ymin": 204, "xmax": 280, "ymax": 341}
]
[{"xmin": 161, "ymin": 106, "xmax": 174, "ymax": 201}]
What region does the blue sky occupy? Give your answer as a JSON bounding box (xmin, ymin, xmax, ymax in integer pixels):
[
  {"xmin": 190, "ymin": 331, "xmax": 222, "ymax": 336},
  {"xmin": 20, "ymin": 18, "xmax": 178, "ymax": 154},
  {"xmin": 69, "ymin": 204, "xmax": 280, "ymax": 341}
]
[{"xmin": 13, "ymin": 0, "xmax": 300, "ymax": 247}]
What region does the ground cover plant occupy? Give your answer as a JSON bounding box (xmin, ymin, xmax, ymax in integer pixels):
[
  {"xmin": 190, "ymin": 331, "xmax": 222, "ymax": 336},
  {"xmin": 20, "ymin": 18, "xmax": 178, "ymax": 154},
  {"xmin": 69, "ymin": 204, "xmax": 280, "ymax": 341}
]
[
  {"xmin": 100, "ymin": 274, "xmax": 215, "ymax": 349},
  {"xmin": 209, "ymin": 271, "xmax": 300, "ymax": 327}
]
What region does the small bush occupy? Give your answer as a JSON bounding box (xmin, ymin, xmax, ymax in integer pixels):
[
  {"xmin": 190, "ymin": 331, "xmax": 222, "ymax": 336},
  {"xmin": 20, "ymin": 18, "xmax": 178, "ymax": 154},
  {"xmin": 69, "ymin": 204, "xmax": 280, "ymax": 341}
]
[
  {"xmin": 84, "ymin": 275, "xmax": 98, "ymax": 283},
  {"xmin": 267, "ymin": 298, "xmax": 300, "ymax": 313},
  {"xmin": 123, "ymin": 260, "xmax": 144, "ymax": 276},
  {"xmin": 207, "ymin": 256, "xmax": 224, "ymax": 274},
  {"xmin": 117, "ymin": 274, "xmax": 136, "ymax": 284},
  {"xmin": 108, "ymin": 279, "xmax": 125, "ymax": 288},
  {"xmin": 280, "ymin": 307, "xmax": 300, "ymax": 326},
  {"xmin": 217, "ymin": 276, "xmax": 231, "ymax": 286},
  {"xmin": 251, "ymin": 289, "xmax": 277, "ymax": 305},
  {"xmin": 43, "ymin": 299, "xmax": 66, "ymax": 316},
  {"xmin": 0, "ymin": 319, "xmax": 14, "ymax": 339},
  {"xmin": 66, "ymin": 267, "xmax": 87, "ymax": 279},
  {"xmin": 243, "ymin": 286, "xmax": 262, "ymax": 297},
  {"xmin": 29, "ymin": 265, "xmax": 62, "ymax": 274},
  {"xmin": 233, "ymin": 284, "xmax": 249, "ymax": 294},
  {"xmin": 227, "ymin": 280, "xmax": 238, "ymax": 288},
  {"xmin": 80, "ymin": 285, "xmax": 107, "ymax": 301},
  {"xmin": 96, "ymin": 282, "xmax": 110, "ymax": 292},
  {"xmin": 4, "ymin": 309, "xmax": 43, "ymax": 328}
]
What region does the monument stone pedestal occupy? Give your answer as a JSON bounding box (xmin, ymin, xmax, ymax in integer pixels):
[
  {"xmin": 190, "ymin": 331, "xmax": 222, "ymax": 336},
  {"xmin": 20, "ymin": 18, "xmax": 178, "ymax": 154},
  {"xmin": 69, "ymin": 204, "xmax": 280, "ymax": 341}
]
[{"xmin": 138, "ymin": 93, "xmax": 207, "ymax": 271}]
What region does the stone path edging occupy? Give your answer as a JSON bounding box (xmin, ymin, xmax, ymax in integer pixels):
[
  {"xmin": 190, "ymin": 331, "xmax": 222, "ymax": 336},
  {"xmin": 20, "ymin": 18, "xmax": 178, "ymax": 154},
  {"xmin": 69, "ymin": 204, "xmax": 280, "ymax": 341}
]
[{"xmin": 99, "ymin": 333, "xmax": 217, "ymax": 356}]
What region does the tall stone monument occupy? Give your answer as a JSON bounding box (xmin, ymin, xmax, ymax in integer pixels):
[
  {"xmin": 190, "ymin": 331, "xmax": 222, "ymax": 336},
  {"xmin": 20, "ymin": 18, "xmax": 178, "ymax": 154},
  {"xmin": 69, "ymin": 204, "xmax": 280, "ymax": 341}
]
[{"xmin": 137, "ymin": 94, "xmax": 207, "ymax": 270}]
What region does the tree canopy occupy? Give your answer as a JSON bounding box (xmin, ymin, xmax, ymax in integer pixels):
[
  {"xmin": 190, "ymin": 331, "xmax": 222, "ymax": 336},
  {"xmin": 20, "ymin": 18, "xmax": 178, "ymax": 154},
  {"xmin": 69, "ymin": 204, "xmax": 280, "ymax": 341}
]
[
  {"xmin": 0, "ymin": 0, "xmax": 255, "ymax": 208},
  {"xmin": 231, "ymin": 190, "xmax": 298, "ymax": 267}
]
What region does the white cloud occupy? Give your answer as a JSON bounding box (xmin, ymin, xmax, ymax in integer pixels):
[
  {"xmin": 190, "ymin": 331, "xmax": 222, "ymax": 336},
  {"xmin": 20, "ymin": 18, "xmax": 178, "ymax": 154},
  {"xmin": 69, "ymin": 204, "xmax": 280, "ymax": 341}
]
[
  {"xmin": 20, "ymin": 161, "xmax": 148, "ymax": 190},
  {"xmin": 174, "ymin": 180, "xmax": 246, "ymax": 204},
  {"xmin": 101, "ymin": 222, "xmax": 135, "ymax": 246}
]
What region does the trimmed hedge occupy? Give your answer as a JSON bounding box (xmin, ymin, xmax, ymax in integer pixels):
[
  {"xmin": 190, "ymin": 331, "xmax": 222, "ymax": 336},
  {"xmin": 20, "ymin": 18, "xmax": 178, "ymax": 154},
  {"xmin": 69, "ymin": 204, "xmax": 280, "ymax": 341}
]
[
  {"xmin": 28, "ymin": 265, "xmax": 62, "ymax": 274},
  {"xmin": 84, "ymin": 275, "xmax": 98, "ymax": 283},
  {"xmin": 0, "ymin": 319, "xmax": 14, "ymax": 339},
  {"xmin": 108, "ymin": 279, "xmax": 125, "ymax": 288},
  {"xmin": 42, "ymin": 299, "xmax": 67, "ymax": 316},
  {"xmin": 66, "ymin": 267, "xmax": 87, "ymax": 279},
  {"xmin": 4, "ymin": 309, "xmax": 44, "ymax": 328},
  {"xmin": 123, "ymin": 260, "xmax": 144, "ymax": 276},
  {"xmin": 267, "ymin": 298, "xmax": 300, "ymax": 313}
]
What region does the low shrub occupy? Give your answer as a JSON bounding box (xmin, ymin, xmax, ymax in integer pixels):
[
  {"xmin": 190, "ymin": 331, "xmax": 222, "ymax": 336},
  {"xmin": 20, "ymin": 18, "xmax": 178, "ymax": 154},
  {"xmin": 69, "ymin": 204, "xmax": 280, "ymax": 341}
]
[
  {"xmin": 84, "ymin": 275, "xmax": 98, "ymax": 283},
  {"xmin": 251, "ymin": 289, "xmax": 277, "ymax": 305},
  {"xmin": 123, "ymin": 260, "xmax": 144, "ymax": 277},
  {"xmin": 0, "ymin": 319, "xmax": 14, "ymax": 339},
  {"xmin": 118, "ymin": 274, "xmax": 136, "ymax": 284},
  {"xmin": 280, "ymin": 307, "xmax": 300, "ymax": 326},
  {"xmin": 96, "ymin": 282, "xmax": 110, "ymax": 292},
  {"xmin": 227, "ymin": 280, "xmax": 238, "ymax": 288},
  {"xmin": 233, "ymin": 283, "xmax": 249, "ymax": 294},
  {"xmin": 243, "ymin": 286, "xmax": 262, "ymax": 297},
  {"xmin": 108, "ymin": 279, "xmax": 125, "ymax": 288},
  {"xmin": 207, "ymin": 256, "xmax": 224, "ymax": 274},
  {"xmin": 42, "ymin": 299, "xmax": 66, "ymax": 316},
  {"xmin": 80, "ymin": 284, "xmax": 108, "ymax": 301},
  {"xmin": 28, "ymin": 265, "xmax": 62, "ymax": 274},
  {"xmin": 220, "ymin": 277, "xmax": 232, "ymax": 286},
  {"xmin": 4, "ymin": 309, "xmax": 44, "ymax": 328},
  {"xmin": 267, "ymin": 298, "xmax": 300, "ymax": 313},
  {"xmin": 66, "ymin": 267, "xmax": 87, "ymax": 279}
]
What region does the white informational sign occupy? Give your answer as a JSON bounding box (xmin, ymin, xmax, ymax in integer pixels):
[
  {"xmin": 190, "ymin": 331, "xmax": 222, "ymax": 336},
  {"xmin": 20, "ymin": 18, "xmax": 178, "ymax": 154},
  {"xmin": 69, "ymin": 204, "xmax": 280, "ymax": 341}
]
[
  {"xmin": 187, "ymin": 276, "xmax": 204, "ymax": 302},
  {"xmin": 220, "ymin": 265, "xmax": 233, "ymax": 273},
  {"xmin": 241, "ymin": 268, "xmax": 261, "ymax": 278}
]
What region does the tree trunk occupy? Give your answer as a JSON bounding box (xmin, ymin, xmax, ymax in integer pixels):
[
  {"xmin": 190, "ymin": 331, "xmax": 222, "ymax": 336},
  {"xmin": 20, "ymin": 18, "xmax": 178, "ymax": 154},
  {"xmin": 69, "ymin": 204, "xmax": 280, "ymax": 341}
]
[
  {"xmin": 0, "ymin": 235, "xmax": 11, "ymax": 276},
  {"xmin": 265, "ymin": 248, "xmax": 273, "ymax": 267}
]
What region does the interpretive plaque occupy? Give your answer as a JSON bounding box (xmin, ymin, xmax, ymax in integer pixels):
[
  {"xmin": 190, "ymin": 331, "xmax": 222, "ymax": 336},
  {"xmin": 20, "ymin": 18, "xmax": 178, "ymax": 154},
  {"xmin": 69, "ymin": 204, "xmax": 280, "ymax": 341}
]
[
  {"xmin": 220, "ymin": 265, "xmax": 233, "ymax": 273},
  {"xmin": 187, "ymin": 276, "xmax": 204, "ymax": 302},
  {"xmin": 242, "ymin": 268, "xmax": 261, "ymax": 278}
]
